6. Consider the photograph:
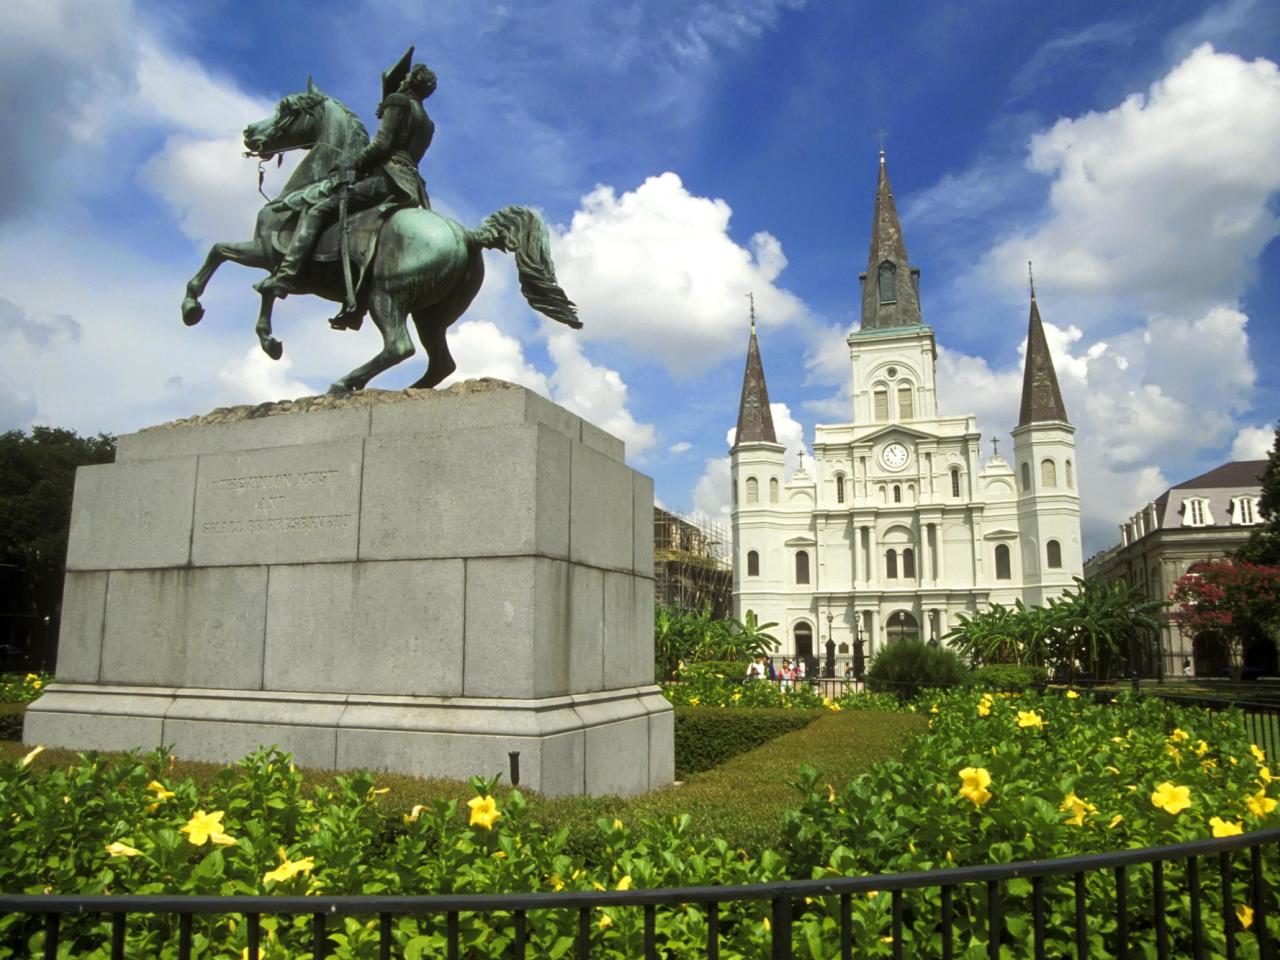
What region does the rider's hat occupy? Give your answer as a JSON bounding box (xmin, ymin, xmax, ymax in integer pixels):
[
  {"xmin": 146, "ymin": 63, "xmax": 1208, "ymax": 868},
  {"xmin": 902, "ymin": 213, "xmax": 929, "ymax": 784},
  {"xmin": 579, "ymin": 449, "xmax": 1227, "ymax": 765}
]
[{"xmin": 381, "ymin": 45, "xmax": 415, "ymax": 102}]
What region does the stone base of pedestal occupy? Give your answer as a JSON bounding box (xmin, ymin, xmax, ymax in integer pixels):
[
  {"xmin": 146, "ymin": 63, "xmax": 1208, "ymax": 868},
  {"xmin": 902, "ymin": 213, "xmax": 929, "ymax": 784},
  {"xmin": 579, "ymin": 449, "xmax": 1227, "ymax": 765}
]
[{"xmin": 24, "ymin": 380, "xmax": 673, "ymax": 796}]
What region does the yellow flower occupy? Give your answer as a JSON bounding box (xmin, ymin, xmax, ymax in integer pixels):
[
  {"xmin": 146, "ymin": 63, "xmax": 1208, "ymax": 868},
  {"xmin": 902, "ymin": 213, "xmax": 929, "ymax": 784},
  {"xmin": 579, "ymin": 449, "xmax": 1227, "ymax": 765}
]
[
  {"xmin": 1209, "ymin": 816, "xmax": 1243, "ymax": 838},
  {"xmin": 958, "ymin": 767, "xmax": 993, "ymax": 807},
  {"xmin": 1150, "ymin": 782, "xmax": 1192, "ymax": 815},
  {"xmin": 548, "ymin": 873, "xmax": 565, "ymax": 892},
  {"xmin": 1238, "ymin": 904, "xmax": 1254, "ymax": 930},
  {"xmin": 616, "ymin": 876, "xmax": 632, "ymax": 891},
  {"xmin": 146, "ymin": 780, "xmax": 176, "ymax": 813},
  {"xmin": 263, "ymin": 855, "xmax": 315, "ymax": 885},
  {"xmin": 1059, "ymin": 791, "xmax": 1097, "ymax": 827},
  {"xmin": 404, "ymin": 804, "xmax": 427, "ymax": 824},
  {"xmin": 180, "ymin": 810, "xmax": 236, "ymax": 846},
  {"xmin": 1170, "ymin": 728, "xmax": 1190, "ymax": 743},
  {"xmin": 1251, "ymin": 744, "xmax": 1266, "ymax": 764},
  {"xmin": 1201, "ymin": 758, "xmax": 1218, "ymax": 771},
  {"xmin": 1016, "ymin": 710, "xmax": 1045, "ymax": 730},
  {"xmin": 829, "ymin": 701, "xmax": 842, "ymax": 711},
  {"xmin": 1065, "ymin": 690, "xmax": 1080, "ymax": 699},
  {"xmin": 597, "ymin": 914, "xmax": 613, "ymax": 931},
  {"xmin": 1246, "ymin": 788, "xmax": 1277, "ymax": 818},
  {"xmin": 467, "ymin": 795, "xmax": 501, "ymax": 830},
  {"xmin": 1166, "ymin": 744, "xmax": 1183, "ymax": 763},
  {"xmin": 731, "ymin": 691, "xmax": 741, "ymax": 701},
  {"xmin": 1195, "ymin": 740, "xmax": 1209, "ymax": 757},
  {"xmin": 1108, "ymin": 814, "xmax": 1123, "ymax": 829},
  {"xmin": 366, "ymin": 786, "xmax": 390, "ymax": 801},
  {"xmin": 977, "ymin": 700, "xmax": 991, "ymax": 717},
  {"xmin": 105, "ymin": 841, "xmax": 141, "ymax": 858},
  {"xmin": 827, "ymin": 783, "xmax": 837, "ymax": 804},
  {"xmin": 688, "ymin": 696, "xmax": 700, "ymax": 706},
  {"xmin": 18, "ymin": 745, "xmax": 44, "ymax": 769},
  {"xmin": 1105, "ymin": 765, "xmax": 1121, "ymax": 775},
  {"xmin": 930, "ymin": 705, "xmax": 939, "ymax": 714},
  {"xmin": 613, "ymin": 819, "xmax": 623, "ymax": 830},
  {"xmin": 1260, "ymin": 766, "xmax": 1273, "ymax": 785}
]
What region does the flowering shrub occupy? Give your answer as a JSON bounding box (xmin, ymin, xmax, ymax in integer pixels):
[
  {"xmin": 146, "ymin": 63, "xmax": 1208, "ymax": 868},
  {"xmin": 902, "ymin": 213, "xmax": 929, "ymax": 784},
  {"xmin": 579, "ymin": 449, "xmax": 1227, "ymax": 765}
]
[
  {"xmin": 0, "ymin": 673, "xmax": 49, "ymax": 704},
  {"xmin": 662, "ymin": 673, "xmax": 900, "ymax": 713},
  {"xmin": 2, "ymin": 693, "xmax": 1277, "ymax": 955}
]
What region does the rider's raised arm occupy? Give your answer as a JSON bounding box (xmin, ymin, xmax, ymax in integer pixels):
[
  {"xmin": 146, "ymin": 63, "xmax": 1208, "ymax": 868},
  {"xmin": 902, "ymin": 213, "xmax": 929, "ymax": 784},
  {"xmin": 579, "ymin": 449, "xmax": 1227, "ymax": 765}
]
[{"xmin": 355, "ymin": 93, "xmax": 409, "ymax": 173}]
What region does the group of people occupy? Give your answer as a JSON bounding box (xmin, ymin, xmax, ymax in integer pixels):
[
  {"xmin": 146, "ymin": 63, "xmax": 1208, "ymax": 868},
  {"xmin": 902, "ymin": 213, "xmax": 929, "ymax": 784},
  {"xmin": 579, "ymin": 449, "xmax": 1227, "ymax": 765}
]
[{"xmin": 745, "ymin": 655, "xmax": 809, "ymax": 687}]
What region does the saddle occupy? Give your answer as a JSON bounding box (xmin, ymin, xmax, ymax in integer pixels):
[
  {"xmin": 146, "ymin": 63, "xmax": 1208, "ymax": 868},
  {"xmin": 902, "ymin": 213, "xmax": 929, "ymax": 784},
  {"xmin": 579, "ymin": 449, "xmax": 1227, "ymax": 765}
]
[{"xmin": 267, "ymin": 200, "xmax": 409, "ymax": 327}]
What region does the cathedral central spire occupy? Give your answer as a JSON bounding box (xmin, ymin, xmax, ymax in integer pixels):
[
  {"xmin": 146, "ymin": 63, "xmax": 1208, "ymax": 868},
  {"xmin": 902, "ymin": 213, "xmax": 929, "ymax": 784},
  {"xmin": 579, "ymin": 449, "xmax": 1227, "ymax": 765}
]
[
  {"xmin": 859, "ymin": 152, "xmax": 922, "ymax": 331},
  {"xmin": 733, "ymin": 315, "xmax": 777, "ymax": 448}
]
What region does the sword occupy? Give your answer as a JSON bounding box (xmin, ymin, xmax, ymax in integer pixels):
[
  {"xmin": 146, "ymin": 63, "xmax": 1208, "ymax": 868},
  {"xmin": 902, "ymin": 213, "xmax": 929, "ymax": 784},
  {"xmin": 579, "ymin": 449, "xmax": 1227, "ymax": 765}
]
[{"xmin": 338, "ymin": 166, "xmax": 357, "ymax": 314}]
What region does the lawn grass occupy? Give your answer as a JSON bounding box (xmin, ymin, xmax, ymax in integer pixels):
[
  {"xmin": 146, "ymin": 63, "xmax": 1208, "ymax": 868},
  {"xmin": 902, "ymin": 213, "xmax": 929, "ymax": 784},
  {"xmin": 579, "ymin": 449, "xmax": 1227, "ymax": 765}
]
[{"xmin": 1, "ymin": 708, "xmax": 922, "ymax": 860}]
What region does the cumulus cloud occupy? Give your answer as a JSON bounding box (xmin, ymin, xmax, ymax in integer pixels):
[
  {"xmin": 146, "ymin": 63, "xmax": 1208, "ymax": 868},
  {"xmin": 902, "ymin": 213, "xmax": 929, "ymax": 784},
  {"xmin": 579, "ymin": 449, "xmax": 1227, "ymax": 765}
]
[
  {"xmin": 987, "ymin": 45, "xmax": 1280, "ymax": 313},
  {"xmin": 552, "ymin": 173, "xmax": 807, "ymax": 376},
  {"xmin": 214, "ymin": 346, "xmax": 316, "ymax": 407},
  {"xmin": 1232, "ymin": 424, "xmax": 1275, "ymax": 461},
  {"xmin": 0, "ymin": 298, "xmax": 81, "ymax": 349},
  {"xmin": 439, "ymin": 320, "xmax": 551, "ymax": 393},
  {"xmin": 547, "ymin": 332, "xmax": 658, "ymax": 457}
]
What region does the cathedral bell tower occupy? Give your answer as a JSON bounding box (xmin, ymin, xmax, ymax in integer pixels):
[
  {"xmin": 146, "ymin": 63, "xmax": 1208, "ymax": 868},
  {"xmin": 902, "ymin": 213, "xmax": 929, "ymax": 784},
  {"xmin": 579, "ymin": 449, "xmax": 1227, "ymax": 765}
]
[
  {"xmin": 1011, "ymin": 268, "xmax": 1082, "ymax": 603},
  {"xmin": 848, "ymin": 152, "xmax": 939, "ymax": 425},
  {"xmin": 730, "ymin": 309, "xmax": 785, "ymax": 612}
]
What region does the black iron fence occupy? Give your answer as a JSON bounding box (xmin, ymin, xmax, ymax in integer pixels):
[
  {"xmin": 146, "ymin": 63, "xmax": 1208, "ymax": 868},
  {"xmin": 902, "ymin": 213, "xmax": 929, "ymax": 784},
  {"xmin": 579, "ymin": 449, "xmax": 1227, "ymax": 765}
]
[
  {"xmin": 2, "ymin": 827, "xmax": 1277, "ymax": 959},
  {"xmin": 1152, "ymin": 691, "xmax": 1280, "ymax": 765}
]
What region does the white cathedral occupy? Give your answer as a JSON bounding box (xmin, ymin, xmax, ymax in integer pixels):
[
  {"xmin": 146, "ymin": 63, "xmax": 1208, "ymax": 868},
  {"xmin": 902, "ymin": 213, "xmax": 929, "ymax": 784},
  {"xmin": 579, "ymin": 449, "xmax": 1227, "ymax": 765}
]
[{"xmin": 730, "ymin": 153, "xmax": 1084, "ymax": 666}]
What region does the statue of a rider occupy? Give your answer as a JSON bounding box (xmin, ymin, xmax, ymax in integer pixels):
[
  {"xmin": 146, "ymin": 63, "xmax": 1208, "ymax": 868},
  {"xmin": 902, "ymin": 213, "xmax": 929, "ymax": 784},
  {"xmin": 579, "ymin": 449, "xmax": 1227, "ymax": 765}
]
[{"xmin": 255, "ymin": 47, "xmax": 436, "ymax": 300}]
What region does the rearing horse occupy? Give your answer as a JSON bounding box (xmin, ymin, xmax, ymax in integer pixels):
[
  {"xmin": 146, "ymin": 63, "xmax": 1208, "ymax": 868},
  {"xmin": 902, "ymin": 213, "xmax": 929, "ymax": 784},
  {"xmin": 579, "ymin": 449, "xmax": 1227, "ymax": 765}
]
[{"xmin": 181, "ymin": 79, "xmax": 580, "ymax": 394}]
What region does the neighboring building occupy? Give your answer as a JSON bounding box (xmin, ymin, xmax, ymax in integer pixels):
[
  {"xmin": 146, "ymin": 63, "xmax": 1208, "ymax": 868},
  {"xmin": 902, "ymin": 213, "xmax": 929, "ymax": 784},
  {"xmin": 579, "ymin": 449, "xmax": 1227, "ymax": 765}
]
[
  {"xmin": 654, "ymin": 507, "xmax": 733, "ymax": 618},
  {"xmin": 1083, "ymin": 460, "xmax": 1271, "ymax": 678},
  {"xmin": 730, "ymin": 152, "xmax": 1084, "ymax": 669}
]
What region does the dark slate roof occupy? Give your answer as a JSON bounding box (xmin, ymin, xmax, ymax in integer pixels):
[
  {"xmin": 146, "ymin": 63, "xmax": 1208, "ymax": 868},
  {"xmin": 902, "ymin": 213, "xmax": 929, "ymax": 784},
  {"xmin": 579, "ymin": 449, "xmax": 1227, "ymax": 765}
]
[
  {"xmin": 858, "ymin": 153, "xmax": 923, "ymax": 331},
  {"xmin": 1151, "ymin": 460, "xmax": 1266, "ymax": 528},
  {"xmin": 1017, "ymin": 294, "xmax": 1070, "ymax": 426},
  {"xmin": 733, "ymin": 324, "xmax": 778, "ymax": 447},
  {"xmin": 1171, "ymin": 460, "xmax": 1267, "ymax": 489}
]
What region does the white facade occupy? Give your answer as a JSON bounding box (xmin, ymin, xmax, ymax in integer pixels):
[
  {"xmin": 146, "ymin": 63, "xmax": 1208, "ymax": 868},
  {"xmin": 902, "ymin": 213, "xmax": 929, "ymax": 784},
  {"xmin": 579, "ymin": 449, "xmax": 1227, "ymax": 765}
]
[{"xmin": 731, "ymin": 306, "xmax": 1083, "ymax": 665}]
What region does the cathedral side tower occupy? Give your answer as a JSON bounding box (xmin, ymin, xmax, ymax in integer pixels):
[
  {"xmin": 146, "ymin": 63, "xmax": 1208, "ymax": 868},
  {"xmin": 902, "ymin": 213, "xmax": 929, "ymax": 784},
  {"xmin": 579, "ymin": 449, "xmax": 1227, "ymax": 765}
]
[
  {"xmin": 1011, "ymin": 276, "xmax": 1083, "ymax": 604},
  {"xmin": 730, "ymin": 317, "xmax": 786, "ymax": 611}
]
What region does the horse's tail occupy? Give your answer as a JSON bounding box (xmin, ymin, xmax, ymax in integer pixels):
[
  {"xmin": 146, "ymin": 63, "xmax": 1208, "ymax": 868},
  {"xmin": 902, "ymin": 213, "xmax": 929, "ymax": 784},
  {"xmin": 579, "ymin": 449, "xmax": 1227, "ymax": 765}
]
[{"xmin": 467, "ymin": 206, "xmax": 581, "ymax": 329}]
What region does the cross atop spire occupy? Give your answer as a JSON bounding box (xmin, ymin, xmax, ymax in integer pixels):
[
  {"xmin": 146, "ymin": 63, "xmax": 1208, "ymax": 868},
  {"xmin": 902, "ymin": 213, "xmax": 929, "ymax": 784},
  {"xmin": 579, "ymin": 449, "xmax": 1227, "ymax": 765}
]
[
  {"xmin": 747, "ymin": 291, "xmax": 756, "ymax": 333},
  {"xmin": 1018, "ymin": 277, "xmax": 1070, "ymax": 426},
  {"xmin": 1028, "ymin": 260, "xmax": 1036, "ymax": 300}
]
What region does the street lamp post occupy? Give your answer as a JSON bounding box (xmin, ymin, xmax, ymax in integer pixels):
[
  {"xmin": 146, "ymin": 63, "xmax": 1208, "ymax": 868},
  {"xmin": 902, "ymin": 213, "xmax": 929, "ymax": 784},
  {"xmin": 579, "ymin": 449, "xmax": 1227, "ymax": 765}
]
[
  {"xmin": 824, "ymin": 610, "xmax": 835, "ymax": 678},
  {"xmin": 853, "ymin": 614, "xmax": 866, "ymax": 683}
]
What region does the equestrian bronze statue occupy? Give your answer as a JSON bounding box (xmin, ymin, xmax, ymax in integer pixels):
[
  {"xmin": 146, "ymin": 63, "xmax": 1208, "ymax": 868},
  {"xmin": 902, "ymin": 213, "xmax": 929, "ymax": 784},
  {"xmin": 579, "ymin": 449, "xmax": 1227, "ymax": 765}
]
[{"xmin": 180, "ymin": 48, "xmax": 580, "ymax": 394}]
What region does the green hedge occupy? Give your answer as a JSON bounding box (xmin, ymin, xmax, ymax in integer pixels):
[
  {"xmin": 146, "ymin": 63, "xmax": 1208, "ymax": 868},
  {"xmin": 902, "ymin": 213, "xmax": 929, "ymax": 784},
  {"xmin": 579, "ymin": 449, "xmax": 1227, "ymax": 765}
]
[
  {"xmin": 679, "ymin": 660, "xmax": 750, "ymax": 681},
  {"xmin": 967, "ymin": 663, "xmax": 1048, "ymax": 691},
  {"xmin": 866, "ymin": 640, "xmax": 966, "ymax": 699},
  {"xmin": 674, "ymin": 705, "xmax": 822, "ymax": 777},
  {"xmin": 0, "ymin": 703, "xmax": 25, "ymax": 742}
]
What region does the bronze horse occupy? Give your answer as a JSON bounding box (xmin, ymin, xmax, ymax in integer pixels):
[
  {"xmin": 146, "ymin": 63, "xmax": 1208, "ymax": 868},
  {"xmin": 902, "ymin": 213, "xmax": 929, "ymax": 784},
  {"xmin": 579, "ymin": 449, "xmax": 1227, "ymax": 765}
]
[{"xmin": 180, "ymin": 80, "xmax": 580, "ymax": 394}]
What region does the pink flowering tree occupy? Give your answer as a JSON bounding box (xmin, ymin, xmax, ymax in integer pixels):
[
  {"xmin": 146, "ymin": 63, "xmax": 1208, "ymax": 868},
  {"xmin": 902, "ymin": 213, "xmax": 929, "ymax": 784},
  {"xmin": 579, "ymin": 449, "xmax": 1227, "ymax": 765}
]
[{"xmin": 1171, "ymin": 559, "xmax": 1280, "ymax": 681}]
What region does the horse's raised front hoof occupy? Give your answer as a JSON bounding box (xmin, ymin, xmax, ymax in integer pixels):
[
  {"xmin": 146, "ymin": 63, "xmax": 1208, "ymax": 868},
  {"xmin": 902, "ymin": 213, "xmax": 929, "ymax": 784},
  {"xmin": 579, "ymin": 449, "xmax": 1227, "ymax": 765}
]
[
  {"xmin": 181, "ymin": 299, "xmax": 204, "ymax": 326},
  {"xmin": 261, "ymin": 337, "xmax": 284, "ymax": 361}
]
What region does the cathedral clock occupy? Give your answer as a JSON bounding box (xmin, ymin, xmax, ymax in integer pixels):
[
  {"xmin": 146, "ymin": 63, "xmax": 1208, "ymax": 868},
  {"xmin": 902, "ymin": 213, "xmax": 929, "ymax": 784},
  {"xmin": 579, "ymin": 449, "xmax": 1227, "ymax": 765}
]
[{"xmin": 880, "ymin": 441, "xmax": 909, "ymax": 470}]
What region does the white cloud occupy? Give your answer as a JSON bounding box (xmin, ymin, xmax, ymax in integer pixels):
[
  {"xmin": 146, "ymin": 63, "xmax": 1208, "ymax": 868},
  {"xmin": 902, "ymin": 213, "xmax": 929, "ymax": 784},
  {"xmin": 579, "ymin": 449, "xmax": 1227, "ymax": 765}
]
[
  {"xmin": 988, "ymin": 45, "xmax": 1280, "ymax": 313},
  {"xmin": 1232, "ymin": 424, "xmax": 1275, "ymax": 461},
  {"xmin": 214, "ymin": 346, "xmax": 315, "ymax": 407},
  {"xmin": 438, "ymin": 320, "xmax": 550, "ymax": 393},
  {"xmin": 669, "ymin": 441, "xmax": 692, "ymax": 454},
  {"xmin": 547, "ymin": 332, "xmax": 658, "ymax": 457},
  {"xmin": 552, "ymin": 173, "xmax": 806, "ymax": 376}
]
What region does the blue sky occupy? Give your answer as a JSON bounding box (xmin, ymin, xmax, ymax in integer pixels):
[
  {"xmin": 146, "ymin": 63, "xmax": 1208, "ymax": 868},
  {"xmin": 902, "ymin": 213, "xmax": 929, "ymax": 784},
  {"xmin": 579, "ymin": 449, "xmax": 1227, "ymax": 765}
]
[{"xmin": 1, "ymin": 0, "xmax": 1278, "ymax": 557}]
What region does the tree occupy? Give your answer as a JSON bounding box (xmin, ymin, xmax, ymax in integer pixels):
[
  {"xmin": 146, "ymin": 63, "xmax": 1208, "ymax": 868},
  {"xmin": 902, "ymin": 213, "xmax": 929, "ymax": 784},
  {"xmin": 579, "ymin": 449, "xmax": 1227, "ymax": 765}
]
[
  {"xmin": 1235, "ymin": 421, "xmax": 1280, "ymax": 566},
  {"xmin": 1171, "ymin": 559, "xmax": 1280, "ymax": 681},
  {"xmin": 0, "ymin": 427, "xmax": 115, "ymax": 664}
]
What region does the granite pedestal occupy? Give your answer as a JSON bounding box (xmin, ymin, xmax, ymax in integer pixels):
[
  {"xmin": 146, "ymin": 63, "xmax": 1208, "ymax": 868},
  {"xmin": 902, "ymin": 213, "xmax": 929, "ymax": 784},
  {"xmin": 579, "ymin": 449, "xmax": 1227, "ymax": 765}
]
[{"xmin": 24, "ymin": 380, "xmax": 673, "ymax": 796}]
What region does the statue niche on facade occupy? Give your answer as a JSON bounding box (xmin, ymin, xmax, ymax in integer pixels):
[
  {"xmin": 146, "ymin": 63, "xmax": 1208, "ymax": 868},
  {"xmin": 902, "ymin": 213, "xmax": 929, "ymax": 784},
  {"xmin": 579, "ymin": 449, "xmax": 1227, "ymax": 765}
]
[{"xmin": 179, "ymin": 47, "xmax": 580, "ymax": 395}]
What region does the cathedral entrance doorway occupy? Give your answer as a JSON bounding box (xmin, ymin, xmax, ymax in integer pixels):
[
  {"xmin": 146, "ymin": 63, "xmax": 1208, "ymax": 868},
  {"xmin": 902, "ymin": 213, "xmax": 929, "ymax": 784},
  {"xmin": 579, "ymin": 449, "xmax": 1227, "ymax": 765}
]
[
  {"xmin": 794, "ymin": 622, "xmax": 814, "ymax": 660},
  {"xmin": 886, "ymin": 610, "xmax": 920, "ymax": 645}
]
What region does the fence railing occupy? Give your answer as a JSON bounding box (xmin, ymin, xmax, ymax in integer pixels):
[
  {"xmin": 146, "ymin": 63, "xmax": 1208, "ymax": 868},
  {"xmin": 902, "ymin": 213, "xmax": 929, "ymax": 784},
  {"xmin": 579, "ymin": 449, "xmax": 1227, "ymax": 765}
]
[
  {"xmin": 1151, "ymin": 691, "xmax": 1280, "ymax": 764},
  {"xmin": 2, "ymin": 828, "xmax": 1277, "ymax": 959}
]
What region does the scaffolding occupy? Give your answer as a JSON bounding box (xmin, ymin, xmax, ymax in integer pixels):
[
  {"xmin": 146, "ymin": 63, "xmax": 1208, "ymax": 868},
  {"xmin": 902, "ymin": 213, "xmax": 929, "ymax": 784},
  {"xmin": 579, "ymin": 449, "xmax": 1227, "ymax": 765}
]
[{"xmin": 653, "ymin": 507, "xmax": 733, "ymax": 618}]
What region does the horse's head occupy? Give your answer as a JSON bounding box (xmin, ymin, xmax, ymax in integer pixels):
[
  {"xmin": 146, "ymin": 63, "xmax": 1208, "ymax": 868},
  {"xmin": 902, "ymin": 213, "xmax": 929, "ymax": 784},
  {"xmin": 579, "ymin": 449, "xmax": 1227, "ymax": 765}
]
[{"xmin": 242, "ymin": 77, "xmax": 329, "ymax": 160}]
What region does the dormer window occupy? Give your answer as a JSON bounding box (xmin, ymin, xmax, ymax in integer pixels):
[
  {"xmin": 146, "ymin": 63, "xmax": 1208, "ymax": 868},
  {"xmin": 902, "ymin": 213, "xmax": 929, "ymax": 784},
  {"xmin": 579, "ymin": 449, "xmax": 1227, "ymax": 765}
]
[
  {"xmin": 1182, "ymin": 497, "xmax": 1212, "ymax": 527},
  {"xmin": 878, "ymin": 262, "xmax": 896, "ymax": 304},
  {"xmin": 1232, "ymin": 496, "xmax": 1259, "ymax": 525}
]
